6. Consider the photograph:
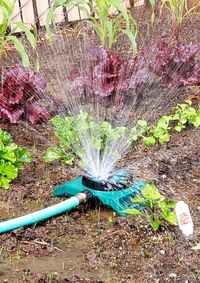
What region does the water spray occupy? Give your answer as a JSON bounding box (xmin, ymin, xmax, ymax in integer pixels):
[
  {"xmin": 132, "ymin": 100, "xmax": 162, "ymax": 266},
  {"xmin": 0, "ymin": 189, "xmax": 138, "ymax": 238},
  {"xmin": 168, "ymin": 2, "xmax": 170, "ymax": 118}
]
[{"xmin": 0, "ymin": 170, "xmax": 146, "ymax": 234}]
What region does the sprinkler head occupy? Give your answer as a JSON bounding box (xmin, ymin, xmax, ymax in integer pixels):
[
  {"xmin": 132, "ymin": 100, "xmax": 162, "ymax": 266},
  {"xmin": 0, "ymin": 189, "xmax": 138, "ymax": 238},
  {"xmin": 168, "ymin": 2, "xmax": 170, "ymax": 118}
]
[{"xmin": 82, "ymin": 170, "xmax": 133, "ymax": 192}]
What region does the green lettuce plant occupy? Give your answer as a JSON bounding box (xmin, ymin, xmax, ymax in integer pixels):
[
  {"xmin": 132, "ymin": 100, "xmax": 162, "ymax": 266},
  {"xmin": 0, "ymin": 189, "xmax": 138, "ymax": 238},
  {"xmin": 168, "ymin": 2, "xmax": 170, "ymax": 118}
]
[
  {"xmin": 123, "ymin": 183, "xmax": 177, "ymax": 231},
  {"xmin": 0, "ymin": 0, "xmax": 37, "ymax": 67},
  {"xmin": 0, "ymin": 129, "xmax": 31, "ymax": 189},
  {"xmin": 44, "ymin": 113, "xmax": 126, "ymax": 165}
]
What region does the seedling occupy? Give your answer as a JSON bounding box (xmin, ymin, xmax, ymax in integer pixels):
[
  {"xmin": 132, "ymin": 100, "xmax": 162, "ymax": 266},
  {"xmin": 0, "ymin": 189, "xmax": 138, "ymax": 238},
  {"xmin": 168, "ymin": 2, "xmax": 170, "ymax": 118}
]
[
  {"xmin": 172, "ymin": 99, "xmax": 200, "ymax": 131},
  {"xmin": 160, "ymin": 0, "xmax": 200, "ymax": 40},
  {"xmin": 123, "ymin": 183, "xmax": 177, "ymax": 231},
  {"xmin": 129, "ymin": 100, "xmax": 200, "ymax": 147}
]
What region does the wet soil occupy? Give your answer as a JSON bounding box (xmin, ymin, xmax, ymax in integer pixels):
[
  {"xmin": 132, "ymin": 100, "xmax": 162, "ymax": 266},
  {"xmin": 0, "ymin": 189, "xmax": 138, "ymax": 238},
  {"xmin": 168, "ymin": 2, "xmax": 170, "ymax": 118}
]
[
  {"xmin": 0, "ymin": 118, "xmax": 199, "ymax": 282},
  {"xmin": 0, "ymin": 5, "xmax": 200, "ymax": 283}
]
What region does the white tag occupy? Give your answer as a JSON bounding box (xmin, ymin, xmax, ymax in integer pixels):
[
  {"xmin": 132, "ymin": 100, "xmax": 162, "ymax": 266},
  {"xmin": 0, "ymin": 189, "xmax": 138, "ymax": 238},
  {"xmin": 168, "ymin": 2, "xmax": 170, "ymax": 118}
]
[{"xmin": 175, "ymin": 201, "xmax": 194, "ymax": 236}]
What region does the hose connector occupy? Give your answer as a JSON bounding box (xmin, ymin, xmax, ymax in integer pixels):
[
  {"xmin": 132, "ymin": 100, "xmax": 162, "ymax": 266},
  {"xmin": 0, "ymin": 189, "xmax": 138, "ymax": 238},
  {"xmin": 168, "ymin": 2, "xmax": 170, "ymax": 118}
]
[{"xmin": 76, "ymin": 190, "xmax": 92, "ymax": 204}]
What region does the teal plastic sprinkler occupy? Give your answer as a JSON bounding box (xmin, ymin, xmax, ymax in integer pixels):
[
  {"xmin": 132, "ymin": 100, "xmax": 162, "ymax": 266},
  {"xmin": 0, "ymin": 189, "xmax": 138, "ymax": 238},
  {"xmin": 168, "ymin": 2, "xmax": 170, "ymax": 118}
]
[
  {"xmin": 0, "ymin": 170, "xmax": 146, "ymax": 233},
  {"xmin": 53, "ymin": 170, "xmax": 146, "ymax": 215}
]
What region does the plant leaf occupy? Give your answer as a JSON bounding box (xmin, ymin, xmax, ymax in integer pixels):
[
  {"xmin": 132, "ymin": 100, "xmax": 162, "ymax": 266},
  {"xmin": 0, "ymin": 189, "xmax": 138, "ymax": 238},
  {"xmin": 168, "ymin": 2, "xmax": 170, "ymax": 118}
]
[
  {"xmin": 141, "ymin": 183, "xmax": 163, "ymax": 200},
  {"xmin": 150, "ymin": 220, "xmax": 161, "ymax": 231},
  {"xmin": 162, "ymin": 211, "xmax": 177, "ymax": 225},
  {"xmin": 7, "ymin": 35, "xmax": 30, "ymax": 67},
  {"xmin": 122, "ymin": 208, "xmax": 142, "ymax": 215}
]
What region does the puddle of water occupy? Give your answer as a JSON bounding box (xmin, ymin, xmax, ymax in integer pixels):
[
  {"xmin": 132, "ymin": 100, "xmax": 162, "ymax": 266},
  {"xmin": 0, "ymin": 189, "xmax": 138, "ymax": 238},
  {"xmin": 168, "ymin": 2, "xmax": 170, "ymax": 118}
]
[{"xmin": 0, "ymin": 240, "xmax": 103, "ymax": 281}]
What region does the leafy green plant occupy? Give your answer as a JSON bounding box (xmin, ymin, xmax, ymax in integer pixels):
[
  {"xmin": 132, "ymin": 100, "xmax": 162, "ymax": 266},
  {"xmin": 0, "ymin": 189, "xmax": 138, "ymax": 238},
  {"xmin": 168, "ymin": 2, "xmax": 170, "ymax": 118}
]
[
  {"xmin": 45, "ymin": 101, "xmax": 199, "ymax": 167},
  {"xmin": 172, "ymin": 99, "xmax": 200, "ymax": 131},
  {"xmin": 144, "ymin": 115, "xmax": 172, "ymax": 146},
  {"xmin": 0, "ymin": 0, "xmax": 37, "ymax": 67},
  {"xmin": 128, "ymin": 119, "xmax": 150, "ymax": 142},
  {"xmin": 46, "ymin": 0, "xmax": 137, "ymax": 54},
  {"xmin": 129, "ymin": 116, "xmax": 172, "ymax": 146},
  {"xmin": 129, "ymin": 100, "xmax": 200, "ymax": 147},
  {"xmin": 123, "ymin": 183, "xmax": 177, "ymax": 231},
  {"xmin": 0, "ymin": 128, "xmax": 31, "ymax": 189},
  {"xmin": 44, "ymin": 113, "xmax": 126, "ymax": 166}
]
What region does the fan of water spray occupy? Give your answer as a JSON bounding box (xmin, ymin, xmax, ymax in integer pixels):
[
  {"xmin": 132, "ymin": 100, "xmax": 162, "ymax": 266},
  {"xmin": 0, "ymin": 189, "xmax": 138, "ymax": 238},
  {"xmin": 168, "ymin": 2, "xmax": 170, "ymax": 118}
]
[{"xmin": 30, "ymin": 33, "xmax": 194, "ymax": 182}]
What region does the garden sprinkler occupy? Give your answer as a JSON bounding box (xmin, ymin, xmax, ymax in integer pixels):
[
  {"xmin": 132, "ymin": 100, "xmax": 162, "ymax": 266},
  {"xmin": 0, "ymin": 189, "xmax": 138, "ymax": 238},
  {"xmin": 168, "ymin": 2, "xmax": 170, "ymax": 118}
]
[{"xmin": 0, "ymin": 170, "xmax": 146, "ymax": 234}]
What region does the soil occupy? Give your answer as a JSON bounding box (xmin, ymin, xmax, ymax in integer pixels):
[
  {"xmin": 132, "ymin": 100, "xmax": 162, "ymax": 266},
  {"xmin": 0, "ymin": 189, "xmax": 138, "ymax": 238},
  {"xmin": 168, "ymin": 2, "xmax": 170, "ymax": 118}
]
[{"xmin": 0, "ymin": 5, "xmax": 200, "ymax": 283}]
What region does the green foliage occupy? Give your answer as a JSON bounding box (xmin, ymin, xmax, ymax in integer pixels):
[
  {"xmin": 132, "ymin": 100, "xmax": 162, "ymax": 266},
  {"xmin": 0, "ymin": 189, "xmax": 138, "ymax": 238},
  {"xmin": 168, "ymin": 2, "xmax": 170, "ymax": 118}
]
[
  {"xmin": 46, "ymin": 0, "xmax": 77, "ymax": 40},
  {"xmin": 123, "ymin": 183, "xmax": 177, "ymax": 231},
  {"xmin": 45, "ymin": 101, "xmax": 199, "ymax": 167},
  {"xmin": 44, "ymin": 113, "xmax": 126, "ymax": 166},
  {"xmin": 128, "ymin": 119, "xmax": 150, "ymax": 142},
  {"xmin": 46, "ymin": 0, "xmax": 137, "ymax": 55},
  {"xmin": 0, "ymin": 129, "xmax": 31, "ymax": 189},
  {"xmin": 192, "ymin": 243, "xmax": 200, "ymax": 250},
  {"xmin": 0, "ymin": 0, "xmax": 38, "ymax": 67},
  {"xmin": 147, "ymin": 0, "xmax": 158, "ymax": 23},
  {"xmin": 129, "ymin": 100, "xmax": 200, "ymax": 147},
  {"xmin": 172, "ymin": 99, "xmax": 200, "ymax": 131}
]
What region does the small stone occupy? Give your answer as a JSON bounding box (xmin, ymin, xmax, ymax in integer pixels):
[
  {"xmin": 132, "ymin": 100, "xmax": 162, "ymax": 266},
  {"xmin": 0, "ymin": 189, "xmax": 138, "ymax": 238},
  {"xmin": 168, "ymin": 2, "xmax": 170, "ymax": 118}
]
[
  {"xmin": 160, "ymin": 249, "xmax": 165, "ymax": 255},
  {"xmin": 169, "ymin": 273, "xmax": 177, "ymax": 278}
]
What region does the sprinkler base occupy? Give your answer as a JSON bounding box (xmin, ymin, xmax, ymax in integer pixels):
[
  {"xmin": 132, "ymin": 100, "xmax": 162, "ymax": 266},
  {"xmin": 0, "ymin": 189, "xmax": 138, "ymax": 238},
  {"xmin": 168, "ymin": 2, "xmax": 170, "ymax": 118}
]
[{"xmin": 53, "ymin": 174, "xmax": 146, "ymax": 216}]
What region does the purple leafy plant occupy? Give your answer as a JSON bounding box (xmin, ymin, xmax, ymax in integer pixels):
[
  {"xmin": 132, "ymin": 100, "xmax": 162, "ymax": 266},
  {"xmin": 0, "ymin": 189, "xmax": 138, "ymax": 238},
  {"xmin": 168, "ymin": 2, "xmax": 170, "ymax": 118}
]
[
  {"xmin": 149, "ymin": 39, "xmax": 200, "ymax": 87},
  {"xmin": 69, "ymin": 48, "xmax": 150, "ymax": 104},
  {"xmin": 70, "ymin": 42, "xmax": 200, "ymax": 106},
  {"xmin": 0, "ymin": 66, "xmax": 57, "ymax": 124}
]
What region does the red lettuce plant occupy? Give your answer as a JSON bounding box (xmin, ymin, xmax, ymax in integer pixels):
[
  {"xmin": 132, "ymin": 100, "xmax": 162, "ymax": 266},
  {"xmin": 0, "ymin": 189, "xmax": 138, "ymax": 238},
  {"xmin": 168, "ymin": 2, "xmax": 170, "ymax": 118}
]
[
  {"xmin": 149, "ymin": 39, "xmax": 200, "ymax": 87},
  {"xmin": 0, "ymin": 66, "xmax": 57, "ymax": 124},
  {"xmin": 70, "ymin": 42, "xmax": 200, "ymax": 105},
  {"xmin": 69, "ymin": 48, "xmax": 149, "ymax": 104}
]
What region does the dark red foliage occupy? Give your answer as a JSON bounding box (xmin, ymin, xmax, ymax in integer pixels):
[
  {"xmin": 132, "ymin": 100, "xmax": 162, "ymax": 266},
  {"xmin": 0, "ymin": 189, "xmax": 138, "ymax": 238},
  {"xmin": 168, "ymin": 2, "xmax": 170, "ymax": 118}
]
[
  {"xmin": 0, "ymin": 66, "xmax": 57, "ymax": 124},
  {"xmin": 70, "ymin": 42, "xmax": 200, "ymax": 104},
  {"xmin": 149, "ymin": 39, "xmax": 200, "ymax": 87},
  {"xmin": 69, "ymin": 48, "xmax": 150, "ymax": 103}
]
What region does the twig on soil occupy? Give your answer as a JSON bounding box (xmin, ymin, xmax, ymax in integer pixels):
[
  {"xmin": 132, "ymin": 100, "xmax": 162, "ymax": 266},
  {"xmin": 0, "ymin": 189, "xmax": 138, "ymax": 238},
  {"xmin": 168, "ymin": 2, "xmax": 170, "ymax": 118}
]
[
  {"xmin": 103, "ymin": 229, "xmax": 130, "ymax": 239},
  {"xmin": 34, "ymin": 240, "xmax": 63, "ymax": 252},
  {"xmin": 21, "ymin": 239, "xmax": 63, "ymax": 252}
]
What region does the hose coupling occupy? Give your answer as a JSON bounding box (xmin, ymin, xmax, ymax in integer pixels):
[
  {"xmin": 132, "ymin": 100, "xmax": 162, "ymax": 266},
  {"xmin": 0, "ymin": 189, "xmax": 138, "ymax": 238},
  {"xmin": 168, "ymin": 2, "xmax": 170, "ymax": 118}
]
[{"xmin": 76, "ymin": 190, "xmax": 92, "ymax": 204}]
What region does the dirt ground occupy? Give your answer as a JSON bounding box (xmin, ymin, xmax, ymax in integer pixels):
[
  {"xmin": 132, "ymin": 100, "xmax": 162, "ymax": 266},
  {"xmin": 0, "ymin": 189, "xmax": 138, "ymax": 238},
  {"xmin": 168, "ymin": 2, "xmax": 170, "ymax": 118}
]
[{"xmin": 0, "ymin": 5, "xmax": 200, "ymax": 283}]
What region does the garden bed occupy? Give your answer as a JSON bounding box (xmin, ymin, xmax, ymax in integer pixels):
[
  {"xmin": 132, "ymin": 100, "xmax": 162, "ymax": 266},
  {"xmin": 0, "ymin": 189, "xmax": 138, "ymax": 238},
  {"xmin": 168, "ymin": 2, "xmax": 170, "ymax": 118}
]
[
  {"xmin": 0, "ymin": 4, "xmax": 200, "ymax": 283},
  {"xmin": 0, "ymin": 107, "xmax": 199, "ymax": 282}
]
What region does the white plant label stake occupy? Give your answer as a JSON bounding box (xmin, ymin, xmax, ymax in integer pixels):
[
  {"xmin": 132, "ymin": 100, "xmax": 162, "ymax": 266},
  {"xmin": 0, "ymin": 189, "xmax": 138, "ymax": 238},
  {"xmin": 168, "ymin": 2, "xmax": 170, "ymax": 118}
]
[{"xmin": 175, "ymin": 201, "xmax": 194, "ymax": 236}]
